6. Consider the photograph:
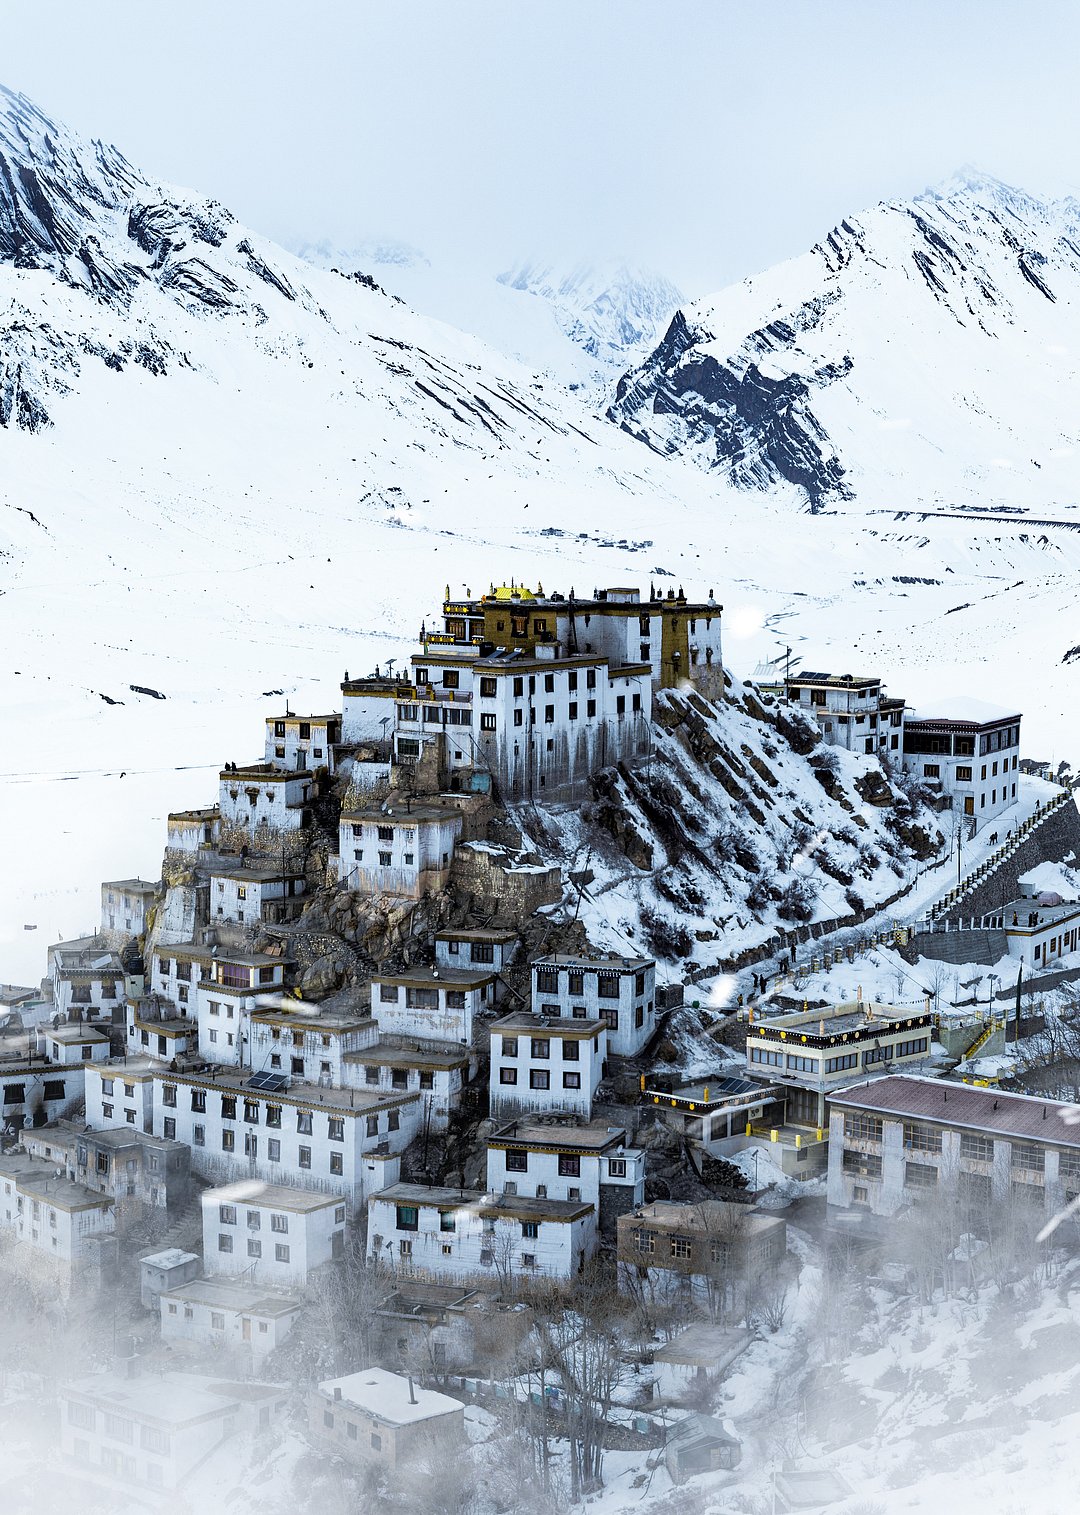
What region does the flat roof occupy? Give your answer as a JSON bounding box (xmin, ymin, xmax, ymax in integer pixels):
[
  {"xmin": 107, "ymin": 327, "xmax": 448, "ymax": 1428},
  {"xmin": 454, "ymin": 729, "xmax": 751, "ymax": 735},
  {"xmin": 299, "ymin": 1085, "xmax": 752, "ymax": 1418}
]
[
  {"xmin": 102, "ymin": 879, "xmax": 158, "ymax": 894},
  {"xmin": 1003, "ymin": 899, "xmax": 1080, "ymax": 929},
  {"xmin": 163, "ymin": 1066, "xmax": 417, "ymax": 1115},
  {"xmin": 906, "ymin": 696, "xmax": 1021, "ymax": 727},
  {"xmin": 62, "ymin": 1371, "xmax": 284, "ymax": 1425},
  {"xmin": 46, "ymin": 1024, "xmax": 110, "ymax": 1043},
  {"xmin": 210, "ymin": 866, "xmax": 305, "ymax": 883},
  {"xmin": 266, "ymin": 713, "xmax": 339, "ymax": 724},
  {"xmin": 373, "ymin": 1182, "xmax": 594, "ymax": 1222},
  {"xmin": 155, "ymin": 943, "xmax": 289, "ymax": 968},
  {"xmin": 343, "ymin": 1041, "xmax": 470, "ymax": 1070},
  {"xmin": 142, "ymin": 1248, "xmax": 199, "ymax": 1270},
  {"xmin": 829, "ymin": 1075, "xmax": 1080, "ymax": 1146},
  {"xmin": 436, "ymin": 928, "xmax": 518, "ymax": 944},
  {"xmin": 749, "ymin": 1001, "xmax": 927, "ymax": 1036},
  {"xmin": 340, "ymin": 804, "xmax": 462, "ymax": 825},
  {"xmin": 162, "ymin": 1277, "xmax": 301, "ymax": 1317},
  {"xmin": 490, "ymin": 1120, "xmax": 627, "ymax": 1152},
  {"xmin": 787, "ymin": 672, "xmax": 881, "ymax": 689},
  {"xmin": 491, "ymin": 1011, "xmax": 604, "ymax": 1039},
  {"xmin": 373, "ymin": 965, "xmax": 496, "ymax": 989},
  {"xmin": 533, "ymin": 952, "xmax": 651, "ymax": 972},
  {"xmin": 14, "ymin": 1168, "xmax": 114, "ymax": 1212},
  {"xmin": 251, "ymin": 1005, "xmax": 373, "ymax": 1033},
  {"xmin": 317, "ymin": 1367, "xmax": 463, "ymax": 1426},
  {"xmin": 622, "ymin": 1200, "xmax": 782, "ymax": 1235},
  {"xmin": 205, "ymin": 1179, "xmax": 341, "ymax": 1213},
  {"xmin": 221, "ymin": 763, "xmax": 314, "ymax": 780}
]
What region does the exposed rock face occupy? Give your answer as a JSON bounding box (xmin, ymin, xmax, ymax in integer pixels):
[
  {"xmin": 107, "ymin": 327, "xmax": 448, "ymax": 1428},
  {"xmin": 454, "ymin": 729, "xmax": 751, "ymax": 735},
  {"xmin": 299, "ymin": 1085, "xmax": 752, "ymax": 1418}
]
[{"xmin": 607, "ymin": 170, "xmax": 1080, "ymax": 510}]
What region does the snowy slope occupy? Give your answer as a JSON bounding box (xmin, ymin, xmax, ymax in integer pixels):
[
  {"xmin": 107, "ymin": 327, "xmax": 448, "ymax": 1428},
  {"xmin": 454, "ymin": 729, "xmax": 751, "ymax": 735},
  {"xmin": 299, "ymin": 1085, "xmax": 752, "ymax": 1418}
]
[{"xmin": 610, "ymin": 169, "xmax": 1080, "ymax": 511}]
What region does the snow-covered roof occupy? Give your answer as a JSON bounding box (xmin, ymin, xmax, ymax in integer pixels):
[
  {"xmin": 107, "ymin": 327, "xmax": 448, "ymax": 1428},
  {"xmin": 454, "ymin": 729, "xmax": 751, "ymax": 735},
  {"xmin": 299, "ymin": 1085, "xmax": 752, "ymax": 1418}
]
[
  {"xmin": 142, "ymin": 1248, "xmax": 199, "ymax": 1270},
  {"xmin": 906, "ymin": 696, "xmax": 1021, "ymax": 725},
  {"xmin": 317, "ymin": 1367, "xmax": 463, "ymax": 1426}
]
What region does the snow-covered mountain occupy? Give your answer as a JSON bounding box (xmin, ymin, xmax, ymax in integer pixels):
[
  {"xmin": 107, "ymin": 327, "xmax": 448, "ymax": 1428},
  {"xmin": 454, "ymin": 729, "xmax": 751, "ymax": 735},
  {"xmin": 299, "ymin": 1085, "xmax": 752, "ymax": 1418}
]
[
  {"xmin": 290, "ymin": 239, "xmax": 681, "ymax": 386},
  {"xmin": 610, "ymin": 169, "xmax": 1080, "ymax": 511},
  {"xmin": 496, "ymin": 257, "xmax": 683, "ymax": 371}
]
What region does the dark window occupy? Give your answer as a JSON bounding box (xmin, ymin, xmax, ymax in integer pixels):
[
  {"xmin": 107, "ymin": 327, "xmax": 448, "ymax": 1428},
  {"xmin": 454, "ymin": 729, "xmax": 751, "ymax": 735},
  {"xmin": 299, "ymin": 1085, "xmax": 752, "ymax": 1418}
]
[
  {"xmin": 506, "ymin": 1150, "xmax": 528, "ymax": 1172},
  {"xmin": 558, "ymin": 1155, "xmax": 580, "ymax": 1177}
]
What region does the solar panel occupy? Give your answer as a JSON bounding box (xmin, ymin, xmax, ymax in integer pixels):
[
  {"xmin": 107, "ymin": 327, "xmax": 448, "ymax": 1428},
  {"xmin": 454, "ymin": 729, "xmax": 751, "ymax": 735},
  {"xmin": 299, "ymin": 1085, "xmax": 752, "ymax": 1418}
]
[{"xmin": 248, "ymin": 1071, "xmax": 288, "ymax": 1092}]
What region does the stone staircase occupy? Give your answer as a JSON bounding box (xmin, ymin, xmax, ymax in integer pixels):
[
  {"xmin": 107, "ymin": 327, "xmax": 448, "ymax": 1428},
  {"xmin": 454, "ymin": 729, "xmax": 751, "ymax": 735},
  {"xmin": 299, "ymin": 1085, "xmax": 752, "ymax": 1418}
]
[{"xmin": 926, "ymin": 791, "xmax": 1073, "ymax": 926}]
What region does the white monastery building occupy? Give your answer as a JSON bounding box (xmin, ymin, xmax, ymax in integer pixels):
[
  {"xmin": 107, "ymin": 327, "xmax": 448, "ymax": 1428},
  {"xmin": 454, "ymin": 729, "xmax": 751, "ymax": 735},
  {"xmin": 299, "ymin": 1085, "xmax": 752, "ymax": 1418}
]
[
  {"xmin": 531, "ymin": 952, "xmax": 657, "ymax": 1057},
  {"xmin": 488, "ymin": 1010, "xmax": 607, "ymax": 1121},
  {"xmin": 901, "ymin": 698, "xmax": 1021, "ymax": 828},
  {"xmin": 202, "ymin": 1180, "xmax": 347, "ymax": 1286}
]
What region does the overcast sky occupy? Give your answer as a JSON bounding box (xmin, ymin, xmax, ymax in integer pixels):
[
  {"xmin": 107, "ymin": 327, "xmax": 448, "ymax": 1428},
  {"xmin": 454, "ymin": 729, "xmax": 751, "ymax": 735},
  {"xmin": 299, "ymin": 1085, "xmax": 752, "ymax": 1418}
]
[{"xmin": 6, "ymin": 0, "xmax": 1080, "ymax": 296}]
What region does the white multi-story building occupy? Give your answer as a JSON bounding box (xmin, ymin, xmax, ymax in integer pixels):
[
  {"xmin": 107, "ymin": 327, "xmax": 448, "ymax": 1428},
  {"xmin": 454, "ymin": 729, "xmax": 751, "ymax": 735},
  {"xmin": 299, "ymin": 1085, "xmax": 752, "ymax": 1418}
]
[
  {"xmin": 100, "ymin": 879, "xmax": 158, "ymax": 937},
  {"xmin": 149, "ymin": 943, "xmax": 288, "ymax": 1066},
  {"xmin": 166, "ymin": 806, "xmax": 220, "ymax": 854},
  {"xmin": 49, "ymin": 939, "xmax": 125, "ymax": 1023},
  {"xmin": 486, "ymin": 1120, "xmax": 645, "ymax": 1240},
  {"xmin": 901, "ymin": 699, "xmax": 1022, "ymax": 829},
  {"xmin": 0, "ymin": 1155, "xmax": 116, "ymax": 1283},
  {"xmin": 341, "ymin": 581, "xmax": 722, "ymax": 804},
  {"xmin": 265, "ymin": 713, "xmax": 341, "ymax": 772},
  {"xmin": 530, "ymin": 952, "xmax": 657, "ymax": 1057},
  {"xmin": 435, "ymin": 927, "xmax": 518, "ymax": 994},
  {"xmin": 59, "ymin": 1371, "xmax": 287, "ymax": 1491},
  {"xmin": 367, "ymin": 1183, "xmax": 594, "ymax": 1283},
  {"xmin": 489, "ymin": 1011, "xmax": 607, "ymax": 1121},
  {"xmin": 371, "ymin": 966, "xmax": 496, "ymax": 1045},
  {"xmin": 126, "ymin": 995, "xmax": 197, "ymax": 1062},
  {"xmin": 0, "ymin": 1038, "xmax": 85, "ymax": 1138},
  {"xmin": 210, "ymin": 868, "xmax": 307, "ymax": 927},
  {"xmin": 336, "ymin": 805, "xmax": 463, "ymax": 897},
  {"xmin": 770, "ymin": 671, "xmax": 905, "ymax": 756},
  {"xmin": 827, "ymin": 1076, "xmax": 1080, "ymax": 1224},
  {"xmin": 218, "ymin": 763, "xmax": 315, "ymax": 840},
  {"xmin": 343, "ymin": 1042, "xmax": 475, "ymax": 1132},
  {"xmin": 202, "ymin": 1180, "xmax": 347, "ymax": 1286},
  {"xmin": 248, "ymin": 1003, "xmax": 377, "ymax": 1087},
  {"xmin": 152, "ymin": 1067, "xmax": 419, "ymax": 1205},
  {"xmin": 84, "ymin": 1059, "xmax": 159, "ymax": 1134},
  {"xmin": 160, "ymin": 1276, "xmax": 302, "ymax": 1366}
]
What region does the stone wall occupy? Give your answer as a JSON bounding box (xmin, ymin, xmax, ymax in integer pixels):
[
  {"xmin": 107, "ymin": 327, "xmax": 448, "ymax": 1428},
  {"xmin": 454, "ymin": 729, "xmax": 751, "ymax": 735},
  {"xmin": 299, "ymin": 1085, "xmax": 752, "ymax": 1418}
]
[{"xmin": 940, "ymin": 800, "xmax": 1080, "ymax": 925}]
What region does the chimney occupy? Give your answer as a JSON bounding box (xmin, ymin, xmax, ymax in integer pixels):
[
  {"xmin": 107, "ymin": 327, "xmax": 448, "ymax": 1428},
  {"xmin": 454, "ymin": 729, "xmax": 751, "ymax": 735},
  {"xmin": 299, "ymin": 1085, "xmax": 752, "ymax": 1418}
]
[
  {"xmin": 334, "ymin": 1387, "xmax": 342, "ymax": 1401},
  {"xmin": 408, "ymin": 1375, "xmax": 418, "ymax": 1406}
]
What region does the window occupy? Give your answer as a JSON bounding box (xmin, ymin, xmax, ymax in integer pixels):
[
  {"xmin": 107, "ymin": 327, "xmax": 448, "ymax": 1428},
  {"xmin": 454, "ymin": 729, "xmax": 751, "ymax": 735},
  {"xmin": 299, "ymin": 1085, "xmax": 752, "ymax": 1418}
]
[
  {"xmin": 502, "ymin": 1036, "xmax": 518, "ymax": 1057},
  {"xmin": 480, "ymin": 713, "xmax": 497, "ymax": 731},
  {"xmin": 530, "ymin": 1069, "xmax": 550, "ymax": 1090},
  {"xmin": 956, "ymin": 766, "xmax": 973, "ymax": 782},
  {"xmin": 531, "ymin": 1038, "xmax": 550, "ymax": 1058},
  {"xmin": 219, "ymin": 1204, "xmax": 238, "ymax": 1225},
  {"xmin": 563, "ymin": 1071, "xmax": 581, "ymax": 1089},
  {"xmin": 825, "ymin": 1053, "xmax": 858, "ymax": 1073},
  {"xmin": 521, "ymin": 1220, "xmax": 539, "ymax": 1239},
  {"xmin": 440, "ymin": 1210, "xmax": 456, "ymax": 1232},
  {"xmin": 370, "ymin": 1432, "xmax": 382, "ymax": 1451},
  {"xmin": 330, "ymin": 1152, "xmax": 343, "ymax": 1175},
  {"xmin": 328, "ymin": 1117, "xmax": 344, "ymax": 1141},
  {"xmin": 960, "ymin": 1132, "xmax": 994, "ymax": 1161},
  {"xmin": 506, "ymin": 1150, "xmax": 528, "ymax": 1172},
  {"xmin": 568, "ymin": 701, "xmax": 578, "ymax": 720},
  {"xmin": 904, "ymin": 1162, "xmax": 938, "ymax": 1189},
  {"xmin": 399, "ymin": 1238, "xmax": 413, "ymax": 1257},
  {"xmin": 500, "ymin": 1068, "xmax": 518, "ymax": 1084},
  {"xmin": 266, "ymin": 1105, "xmax": 281, "ymax": 1128},
  {"xmin": 103, "ymin": 1412, "xmax": 134, "ymax": 1443},
  {"xmin": 558, "ymin": 1154, "xmax": 580, "ymax": 1177},
  {"xmin": 903, "ymin": 1123, "xmax": 943, "ymax": 1153},
  {"xmin": 297, "ymin": 1111, "xmax": 313, "ymax": 1135},
  {"xmin": 163, "ymin": 1118, "xmax": 176, "ymax": 1140},
  {"xmin": 244, "ymin": 1100, "xmax": 260, "ymax": 1124},
  {"xmin": 479, "ymin": 676, "xmax": 497, "ymax": 698},
  {"xmin": 222, "ymin": 1130, "xmax": 235, "ymax": 1152},
  {"xmin": 275, "ymin": 1243, "xmax": 290, "ymax": 1262},
  {"xmin": 842, "ymin": 1149, "xmax": 882, "ymax": 1177},
  {"xmin": 597, "ymin": 977, "xmax": 619, "ymax": 1000},
  {"xmin": 218, "ymin": 1234, "xmax": 234, "ymax": 1253},
  {"xmin": 670, "ymin": 1236, "xmax": 692, "ymax": 1260},
  {"xmin": 442, "ymin": 669, "xmax": 459, "ymax": 689},
  {"xmin": 161, "ymin": 1084, "xmax": 176, "ymax": 1108},
  {"xmin": 1012, "ymin": 1144, "xmax": 1045, "ymax": 1173},
  {"xmin": 608, "ymin": 1158, "xmax": 626, "ymax": 1178},
  {"xmin": 191, "ymin": 1089, "xmax": 206, "ymax": 1113},
  {"xmin": 843, "ymin": 1112, "xmax": 883, "ymax": 1142},
  {"xmin": 299, "ymin": 1146, "xmax": 312, "ymax": 1169},
  {"xmin": 271, "ymin": 1213, "xmax": 288, "ymax": 1233},
  {"xmin": 248, "ymin": 1239, "xmax": 262, "ymax": 1258},
  {"xmin": 268, "ymin": 1139, "xmax": 281, "ymax": 1161},
  {"xmin": 221, "ymin": 1096, "xmax": 236, "ymax": 1120},
  {"xmin": 193, "ymin": 1124, "xmax": 205, "ymax": 1146},
  {"xmin": 67, "ymin": 1401, "xmax": 95, "ymax": 1431},
  {"xmin": 562, "ymin": 1039, "xmax": 579, "ymax": 1061}
]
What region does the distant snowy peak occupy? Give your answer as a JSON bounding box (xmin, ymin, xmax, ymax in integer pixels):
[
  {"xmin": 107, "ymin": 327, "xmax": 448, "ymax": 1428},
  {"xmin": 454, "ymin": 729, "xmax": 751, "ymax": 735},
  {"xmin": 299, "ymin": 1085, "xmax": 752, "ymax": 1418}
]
[
  {"xmin": 496, "ymin": 257, "xmax": 684, "ymax": 368},
  {"xmin": 609, "ymin": 171, "xmax": 1080, "ymax": 510},
  {"xmin": 290, "ymin": 235, "xmax": 430, "ymax": 274}
]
